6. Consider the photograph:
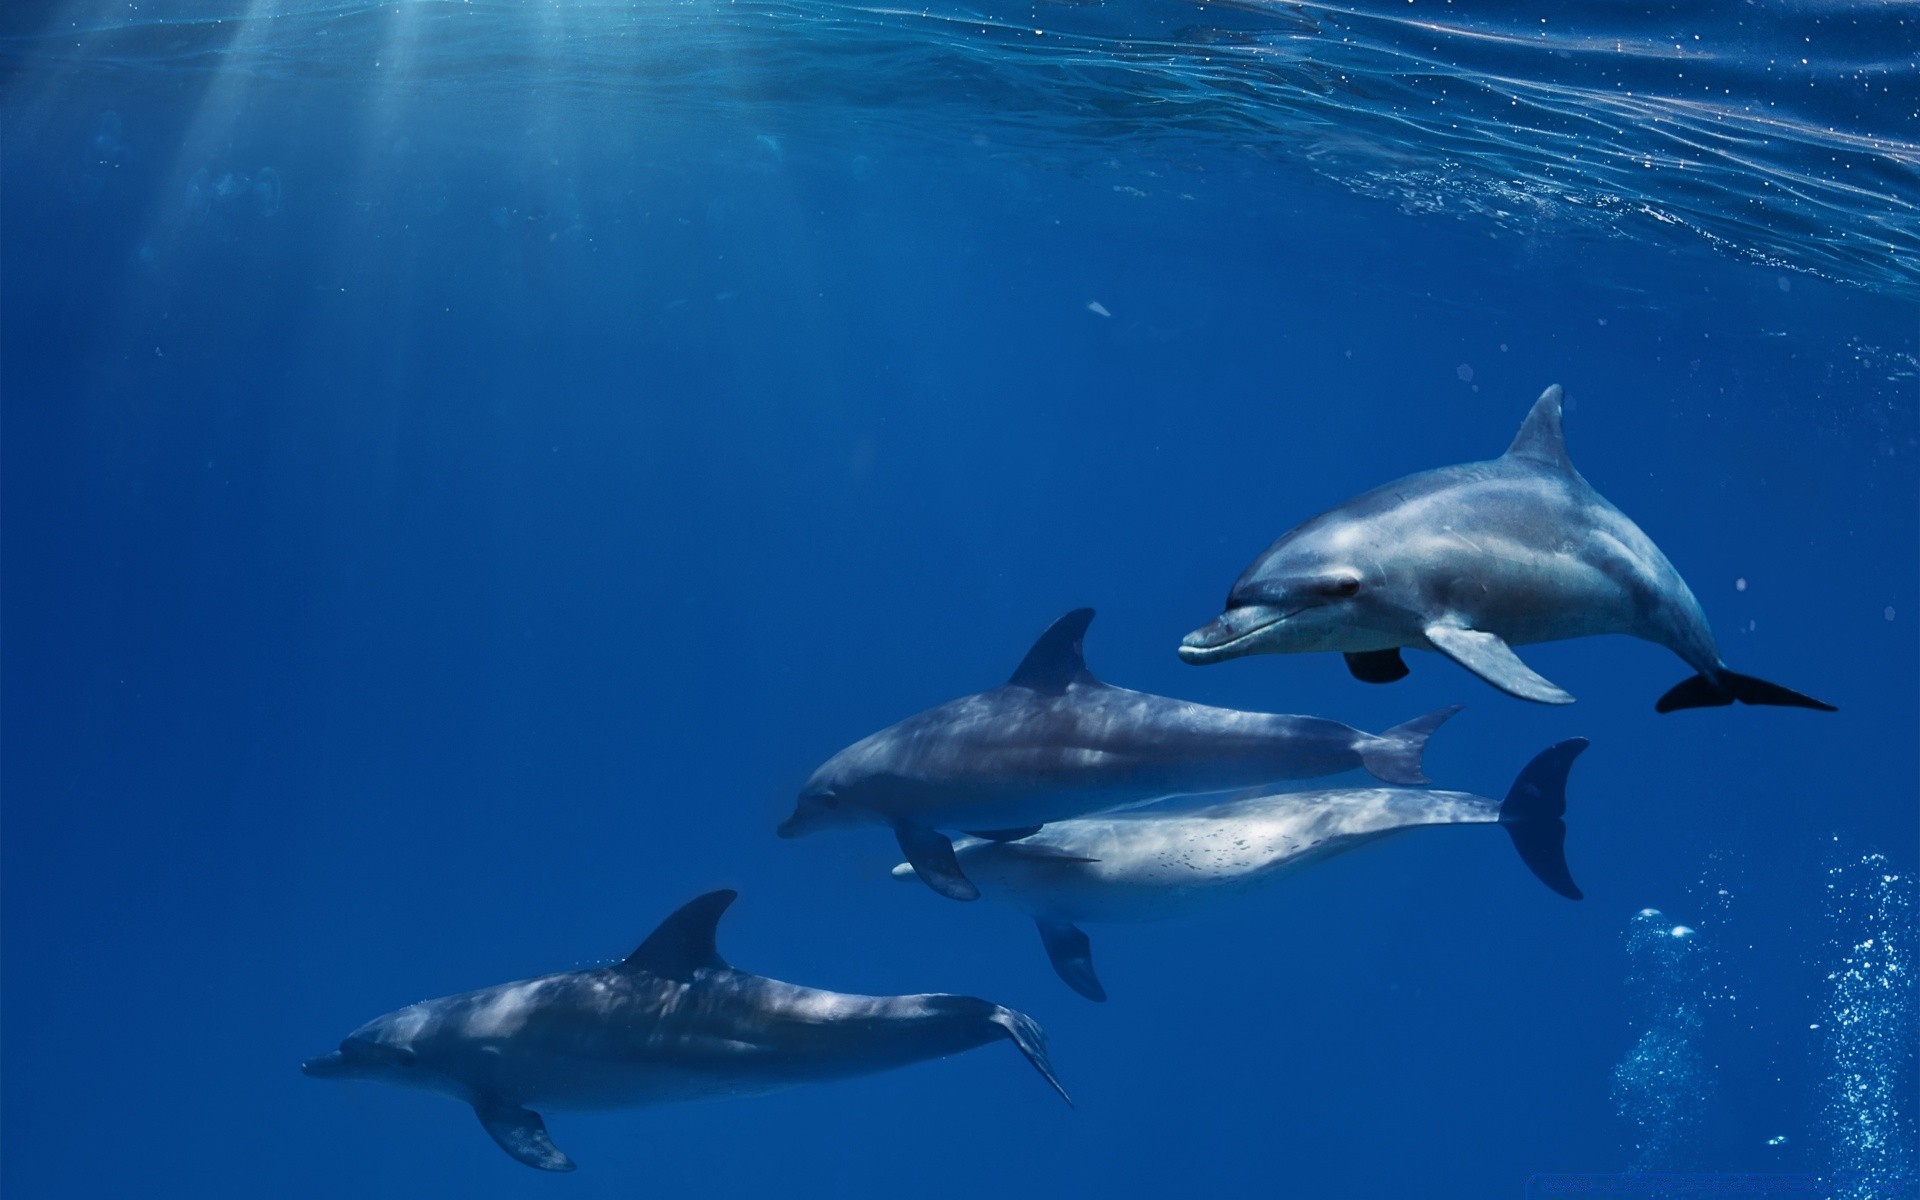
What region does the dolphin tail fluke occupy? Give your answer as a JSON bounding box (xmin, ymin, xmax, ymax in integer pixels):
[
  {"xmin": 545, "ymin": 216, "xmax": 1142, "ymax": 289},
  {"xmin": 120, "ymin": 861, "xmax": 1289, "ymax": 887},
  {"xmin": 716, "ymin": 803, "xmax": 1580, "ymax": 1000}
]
[
  {"xmin": 1655, "ymin": 669, "xmax": 1836, "ymax": 714},
  {"xmin": 1360, "ymin": 703, "xmax": 1464, "ymax": 785},
  {"xmin": 991, "ymin": 1006, "xmax": 1073, "ymax": 1107},
  {"xmin": 1035, "ymin": 918, "xmax": 1106, "ymax": 1003},
  {"xmin": 475, "ymin": 1102, "xmax": 576, "ymax": 1172},
  {"xmin": 1497, "ymin": 738, "xmax": 1587, "ymax": 901}
]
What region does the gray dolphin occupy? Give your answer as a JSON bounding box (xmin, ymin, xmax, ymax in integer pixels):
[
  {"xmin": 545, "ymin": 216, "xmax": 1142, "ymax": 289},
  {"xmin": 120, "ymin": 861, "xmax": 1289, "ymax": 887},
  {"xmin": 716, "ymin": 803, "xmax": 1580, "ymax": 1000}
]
[
  {"xmin": 892, "ymin": 740, "xmax": 1587, "ymax": 1001},
  {"xmin": 1178, "ymin": 385, "xmax": 1833, "ymax": 713},
  {"xmin": 780, "ymin": 607, "xmax": 1461, "ymax": 902},
  {"xmin": 302, "ymin": 890, "xmax": 1068, "ymax": 1171}
]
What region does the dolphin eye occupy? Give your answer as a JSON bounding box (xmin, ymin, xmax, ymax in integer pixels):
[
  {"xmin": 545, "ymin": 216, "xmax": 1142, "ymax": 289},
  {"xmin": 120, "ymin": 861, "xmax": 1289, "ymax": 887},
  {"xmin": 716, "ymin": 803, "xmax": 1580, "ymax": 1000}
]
[
  {"xmin": 819, "ymin": 794, "xmax": 840, "ymax": 809},
  {"xmin": 343, "ymin": 1038, "xmax": 416, "ymax": 1068},
  {"xmin": 1325, "ymin": 576, "xmax": 1361, "ymax": 598}
]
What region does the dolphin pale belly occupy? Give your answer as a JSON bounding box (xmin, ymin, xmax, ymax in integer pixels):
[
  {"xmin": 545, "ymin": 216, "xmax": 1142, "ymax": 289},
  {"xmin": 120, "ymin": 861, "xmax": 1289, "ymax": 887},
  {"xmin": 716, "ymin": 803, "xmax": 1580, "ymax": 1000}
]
[
  {"xmin": 302, "ymin": 891, "xmax": 1069, "ymax": 1171},
  {"xmin": 1179, "ymin": 385, "xmax": 1834, "ymax": 713},
  {"xmin": 782, "ymin": 607, "xmax": 1461, "ymax": 901},
  {"xmin": 893, "ymin": 741, "xmax": 1588, "ymax": 1001}
]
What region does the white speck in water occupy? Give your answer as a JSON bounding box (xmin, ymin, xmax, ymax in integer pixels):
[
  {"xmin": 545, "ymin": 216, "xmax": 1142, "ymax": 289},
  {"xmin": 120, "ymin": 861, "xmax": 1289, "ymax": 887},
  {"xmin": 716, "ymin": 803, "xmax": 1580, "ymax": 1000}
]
[
  {"xmin": 1086, "ymin": 301, "xmax": 1111, "ymax": 318},
  {"xmin": 1886, "ymin": 607, "xmax": 1896, "ymax": 621},
  {"xmin": 1735, "ymin": 577, "xmax": 1748, "ymax": 591},
  {"xmin": 1767, "ymin": 1134, "xmax": 1789, "ymax": 1145},
  {"xmin": 1670, "ymin": 925, "xmax": 1695, "ymax": 939},
  {"xmin": 1456, "ymin": 363, "xmax": 1474, "ymax": 381}
]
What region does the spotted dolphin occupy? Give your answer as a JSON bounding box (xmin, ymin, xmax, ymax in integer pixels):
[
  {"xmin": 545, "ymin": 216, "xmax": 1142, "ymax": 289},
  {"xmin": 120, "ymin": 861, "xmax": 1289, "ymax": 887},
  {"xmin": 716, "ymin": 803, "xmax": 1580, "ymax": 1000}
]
[
  {"xmin": 780, "ymin": 607, "xmax": 1460, "ymax": 901},
  {"xmin": 302, "ymin": 891, "xmax": 1068, "ymax": 1171},
  {"xmin": 1178, "ymin": 386, "xmax": 1833, "ymax": 713},
  {"xmin": 892, "ymin": 740, "xmax": 1587, "ymax": 1001}
]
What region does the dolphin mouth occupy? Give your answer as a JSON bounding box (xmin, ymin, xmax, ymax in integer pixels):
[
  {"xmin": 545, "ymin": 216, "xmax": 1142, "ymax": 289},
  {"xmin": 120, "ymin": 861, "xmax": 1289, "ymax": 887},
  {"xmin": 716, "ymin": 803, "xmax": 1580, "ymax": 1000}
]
[
  {"xmin": 302, "ymin": 1051, "xmax": 347, "ymax": 1078},
  {"xmin": 1177, "ymin": 606, "xmax": 1299, "ymax": 664},
  {"xmin": 775, "ymin": 815, "xmax": 805, "ymax": 839}
]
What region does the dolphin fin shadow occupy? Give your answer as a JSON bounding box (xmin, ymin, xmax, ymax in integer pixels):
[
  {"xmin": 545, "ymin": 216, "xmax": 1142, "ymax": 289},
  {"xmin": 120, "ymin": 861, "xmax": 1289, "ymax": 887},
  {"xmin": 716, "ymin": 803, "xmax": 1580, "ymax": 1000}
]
[
  {"xmin": 966, "ymin": 826, "xmax": 1044, "ymax": 842},
  {"xmin": 894, "ymin": 824, "xmax": 979, "ymax": 901},
  {"xmin": 1035, "ymin": 918, "xmax": 1106, "ymax": 1002},
  {"xmin": 1425, "ymin": 624, "xmax": 1575, "ymax": 705},
  {"xmin": 476, "ymin": 1102, "xmax": 575, "ymax": 1172}
]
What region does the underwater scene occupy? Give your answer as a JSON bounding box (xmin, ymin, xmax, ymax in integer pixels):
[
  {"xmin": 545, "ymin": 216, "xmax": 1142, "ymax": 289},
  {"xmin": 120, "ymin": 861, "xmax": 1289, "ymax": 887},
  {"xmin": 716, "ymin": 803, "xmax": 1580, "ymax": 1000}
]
[{"xmin": 2, "ymin": 0, "xmax": 1916, "ymax": 1196}]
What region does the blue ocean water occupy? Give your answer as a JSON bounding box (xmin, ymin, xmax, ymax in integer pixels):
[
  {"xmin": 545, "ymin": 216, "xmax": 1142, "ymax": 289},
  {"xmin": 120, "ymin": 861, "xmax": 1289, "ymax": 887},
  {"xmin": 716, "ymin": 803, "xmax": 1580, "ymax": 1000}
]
[{"xmin": 2, "ymin": 0, "xmax": 1915, "ymax": 1195}]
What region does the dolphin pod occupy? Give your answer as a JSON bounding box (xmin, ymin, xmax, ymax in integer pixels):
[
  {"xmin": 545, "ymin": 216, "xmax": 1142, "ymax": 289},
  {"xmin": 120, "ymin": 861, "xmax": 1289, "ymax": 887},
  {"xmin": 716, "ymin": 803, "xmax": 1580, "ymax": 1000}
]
[
  {"xmin": 782, "ymin": 607, "xmax": 1461, "ymax": 901},
  {"xmin": 304, "ymin": 890, "xmax": 1069, "ymax": 1171},
  {"xmin": 1179, "ymin": 385, "xmax": 1835, "ymax": 713},
  {"xmin": 307, "ymin": 386, "xmax": 1831, "ymax": 1171},
  {"xmin": 890, "ymin": 739, "xmax": 1587, "ymax": 1001}
]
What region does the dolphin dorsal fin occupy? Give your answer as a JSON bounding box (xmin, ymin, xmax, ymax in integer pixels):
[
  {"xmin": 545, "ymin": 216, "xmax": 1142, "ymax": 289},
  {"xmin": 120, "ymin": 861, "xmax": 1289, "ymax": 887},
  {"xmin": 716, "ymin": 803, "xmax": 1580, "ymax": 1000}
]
[
  {"xmin": 621, "ymin": 889, "xmax": 735, "ymax": 979},
  {"xmin": 1503, "ymin": 385, "xmax": 1574, "ymax": 472},
  {"xmin": 1008, "ymin": 608, "xmax": 1098, "ymax": 693}
]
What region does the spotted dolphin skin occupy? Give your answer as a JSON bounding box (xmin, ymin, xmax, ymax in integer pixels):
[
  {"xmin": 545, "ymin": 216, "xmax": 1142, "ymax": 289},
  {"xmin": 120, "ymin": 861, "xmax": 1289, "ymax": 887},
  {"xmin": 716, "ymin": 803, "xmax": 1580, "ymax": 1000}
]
[
  {"xmin": 892, "ymin": 740, "xmax": 1588, "ymax": 1002},
  {"xmin": 780, "ymin": 607, "xmax": 1461, "ymax": 902},
  {"xmin": 1178, "ymin": 386, "xmax": 1834, "ymax": 713},
  {"xmin": 302, "ymin": 891, "xmax": 1068, "ymax": 1172}
]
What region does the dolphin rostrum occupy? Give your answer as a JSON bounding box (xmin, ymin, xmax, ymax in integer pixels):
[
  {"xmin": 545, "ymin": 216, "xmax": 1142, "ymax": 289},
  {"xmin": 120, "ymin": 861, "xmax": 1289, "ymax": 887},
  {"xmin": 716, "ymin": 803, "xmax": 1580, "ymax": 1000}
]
[
  {"xmin": 780, "ymin": 607, "xmax": 1461, "ymax": 901},
  {"xmin": 302, "ymin": 890, "xmax": 1069, "ymax": 1171},
  {"xmin": 1178, "ymin": 385, "xmax": 1833, "ymax": 713},
  {"xmin": 892, "ymin": 740, "xmax": 1588, "ymax": 1001}
]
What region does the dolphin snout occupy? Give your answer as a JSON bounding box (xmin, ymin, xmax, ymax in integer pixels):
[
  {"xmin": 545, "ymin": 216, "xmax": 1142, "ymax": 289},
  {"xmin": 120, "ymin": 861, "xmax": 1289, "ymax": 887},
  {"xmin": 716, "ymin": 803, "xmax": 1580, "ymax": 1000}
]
[
  {"xmin": 1178, "ymin": 606, "xmax": 1291, "ymax": 664},
  {"xmin": 1177, "ymin": 622, "xmax": 1227, "ymax": 663},
  {"xmin": 775, "ymin": 814, "xmax": 806, "ymax": 839},
  {"xmin": 1176, "ymin": 643, "xmax": 1220, "ymax": 664},
  {"xmin": 301, "ymin": 1051, "xmax": 347, "ymax": 1078}
]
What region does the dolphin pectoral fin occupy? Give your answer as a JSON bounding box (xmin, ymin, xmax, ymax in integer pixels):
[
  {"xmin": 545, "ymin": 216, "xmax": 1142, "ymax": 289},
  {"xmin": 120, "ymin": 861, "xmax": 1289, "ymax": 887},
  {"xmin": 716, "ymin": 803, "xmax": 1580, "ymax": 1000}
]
[
  {"xmin": 475, "ymin": 1102, "xmax": 575, "ymax": 1172},
  {"xmin": 1424, "ymin": 625, "xmax": 1575, "ymax": 705},
  {"xmin": 988, "ymin": 1006, "xmax": 1073, "ymax": 1106},
  {"xmin": 1345, "ymin": 649, "xmax": 1409, "ymax": 683},
  {"xmin": 1035, "ymin": 918, "xmax": 1106, "ymax": 1002},
  {"xmin": 965, "ymin": 825, "xmax": 1044, "ymax": 842},
  {"xmin": 894, "ymin": 824, "xmax": 979, "ymax": 901}
]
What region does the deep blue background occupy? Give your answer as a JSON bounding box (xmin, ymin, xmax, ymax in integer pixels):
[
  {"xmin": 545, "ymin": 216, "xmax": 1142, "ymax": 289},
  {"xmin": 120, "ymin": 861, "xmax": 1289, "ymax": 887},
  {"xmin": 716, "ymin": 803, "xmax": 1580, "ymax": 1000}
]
[{"xmin": 3, "ymin": 5, "xmax": 1915, "ymax": 1196}]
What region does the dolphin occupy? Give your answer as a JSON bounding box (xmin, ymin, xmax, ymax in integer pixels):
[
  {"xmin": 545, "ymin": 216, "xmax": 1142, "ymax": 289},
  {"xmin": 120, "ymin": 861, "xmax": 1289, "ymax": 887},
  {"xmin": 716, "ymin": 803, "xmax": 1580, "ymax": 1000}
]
[
  {"xmin": 1178, "ymin": 385, "xmax": 1833, "ymax": 713},
  {"xmin": 780, "ymin": 607, "xmax": 1461, "ymax": 902},
  {"xmin": 302, "ymin": 890, "xmax": 1068, "ymax": 1171},
  {"xmin": 891, "ymin": 740, "xmax": 1588, "ymax": 1001}
]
